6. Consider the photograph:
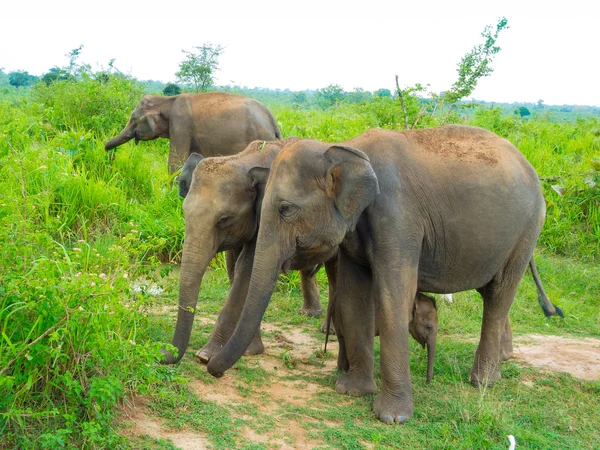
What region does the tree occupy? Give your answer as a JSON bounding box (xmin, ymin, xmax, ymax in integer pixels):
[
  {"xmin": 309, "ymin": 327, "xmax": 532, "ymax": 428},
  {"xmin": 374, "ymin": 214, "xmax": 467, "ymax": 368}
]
[
  {"xmin": 537, "ymin": 99, "xmax": 545, "ymax": 109},
  {"xmin": 8, "ymin": 71, "xmax": 37, "ymax": 89},
  {"xmin": 375, "ymin": 88, "xmax": 392, "ymax": 98},
  {"xmin": 292, "ymin": 91, "xmax": 307, "ymax": 105},
  {"xmin": 316, "ymin": 84, "xmax": 345, "ymax": 108},
  {"xmin": 41, "ymin": 67, "xmax": 73, "ymax": 85},
  {"xmin": 394, "ymin": 17, "xmax": 509, "ymax": 129},
  {"xmin": 346, "ymin": 87, "xmax": 372, "ymax": 104},
  {"xmin": 176, "ymin": 43, "xmax": 224, "ymax": 92},
  {"xmin": 163, "ymin": 83, "xmax": 182, "ymax": 96},
  {"xmin": 443, "ymin": 17, "xmax": 509, "ymax": 104},
  {"xmin": 514, "ymin": 106, "xmax": 531, "ymax": 117}
]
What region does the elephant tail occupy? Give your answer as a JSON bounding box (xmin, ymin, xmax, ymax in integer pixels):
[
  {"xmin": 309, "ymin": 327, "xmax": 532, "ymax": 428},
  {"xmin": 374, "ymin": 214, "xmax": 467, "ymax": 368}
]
[{"xmin": 529, "ymin": 259, "xmax": 565, "ymax": 318}]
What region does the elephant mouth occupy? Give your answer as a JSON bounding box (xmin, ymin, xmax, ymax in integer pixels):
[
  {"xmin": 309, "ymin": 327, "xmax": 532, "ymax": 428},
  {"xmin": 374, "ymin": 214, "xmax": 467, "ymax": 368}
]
[{"xmin": 134, "ymin": 133, "xmax": 140, "ymax": 145}]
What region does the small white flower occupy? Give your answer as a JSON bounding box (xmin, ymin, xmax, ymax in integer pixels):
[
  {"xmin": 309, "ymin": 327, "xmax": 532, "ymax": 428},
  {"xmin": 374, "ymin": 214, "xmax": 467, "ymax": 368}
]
[
  {"xmin": 123, "ymin": 273, "xmax": 128, "ymax": 279},
  {"xmin": 99, "ymin": 273, "xmax": 107, "ymax": 279},
  {"xmin": 73, "ymin": 247, "xmax": 81, "ymax": 252},
  {"xmin": 129, "ymin": 340, "xmax": 136, "ymax": 346}
]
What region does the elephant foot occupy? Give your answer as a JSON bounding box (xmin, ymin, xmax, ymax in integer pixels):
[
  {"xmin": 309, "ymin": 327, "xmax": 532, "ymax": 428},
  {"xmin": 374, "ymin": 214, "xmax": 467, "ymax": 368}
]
[
  {"xmin": 195, "ymin": 334, "xmax": 264, "ymax": 363},
  {"xmin": 335, "ymin": 372, "xmax": 376, "ymax": 397},
  {"xmin": 195, "ymin": 338, "xmax": 224, "ymax": 364},
  {"xmin": 300, "ymin": 307, "xmax": 323, "ymax": 317},
  {"xmin": 499, "ymin": 343, "xmax": 513, "ymax": 361},
  {"xmin": 373, "ymin": 392, "xmax": 413, "ymax": 424},
  {"xmin": 244, "ymin": 333, "xmax": 265, "ymax": 356},
  {"xmin": 320, "ymin": 319, "xmax": 336, "ymax": 335},
  {"xmin": 469, "ymin": 360, "xmax": 502, "ymax": 387}
]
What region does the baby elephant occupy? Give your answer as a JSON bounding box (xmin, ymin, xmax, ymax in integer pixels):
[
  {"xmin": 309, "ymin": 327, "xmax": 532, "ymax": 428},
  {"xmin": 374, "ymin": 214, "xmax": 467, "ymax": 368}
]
[
  {"xmin": 326, "ymin": 292, "xmax": 439, "ymax": 385},
  {"xmin": 409, "ymin": 293, "xmax": 438, "ymax": 384}
]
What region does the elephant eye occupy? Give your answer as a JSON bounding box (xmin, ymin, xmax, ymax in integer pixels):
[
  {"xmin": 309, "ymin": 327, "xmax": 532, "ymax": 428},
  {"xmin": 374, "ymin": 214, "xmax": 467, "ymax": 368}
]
[
  {"xmin": 279, "ymin": 202, "xmax": 298, "ymax": 220},
  {"xmin": 216, "ymin": 216, "xmax": 230, "ymax": 228}
]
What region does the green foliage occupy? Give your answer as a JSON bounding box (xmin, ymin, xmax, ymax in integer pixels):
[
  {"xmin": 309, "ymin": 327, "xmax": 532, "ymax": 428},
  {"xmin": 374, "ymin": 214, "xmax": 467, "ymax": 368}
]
[
  {"xmin": 515, "ymin": 106, "xmax": 531, "ymax": 117},
  {"xmin": 41, "ymin": 67, "xmax": 74, "ymax": 86},
  {"xmin": 375, "ymin": 88, "xmax": 392, "ymax": 98},
  {"xmin": 315, "ymin": 84, "xmax": 345, "ymax": 108},
  {"xmin": 8, "ymin": 70, "xmax": 38, "ymax": 89},
  {"xmin": 162, "ymin": 83, "xmax": 181, "ymax": 96},
  {"xmin": 176, "ymin": 43, "xmax": 224, "ymax": 92},
  {"xmin": 444, "ymin": 17, "xmax": 509, "ymax": 104},
  {"xmin": 32, "ymin": 73, "xmax": 144, "ymax": 137}
]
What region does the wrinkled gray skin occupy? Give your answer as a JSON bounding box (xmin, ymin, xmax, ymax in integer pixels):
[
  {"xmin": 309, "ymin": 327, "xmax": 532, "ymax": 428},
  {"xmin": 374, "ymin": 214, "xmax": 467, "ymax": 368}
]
[
  {"xmin": 207, "ymin": 125, "xmax": 558, "ymax": 424},
  {"xmin": 327, "ymin": 290, "xmax": 438, "ymax": 385},
  {"xmin": 105, "ymin": 92, "xmax": 281, "ymax": 175},
  {"xmin": 161, "ymin": 139, "xmax": 335, "ymax": 365}
]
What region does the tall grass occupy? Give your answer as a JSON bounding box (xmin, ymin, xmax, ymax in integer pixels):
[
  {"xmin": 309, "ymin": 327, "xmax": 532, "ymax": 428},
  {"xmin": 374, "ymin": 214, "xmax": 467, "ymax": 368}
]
[{"xmin": 0, "ymin": 78, "xmax": 598, "ymax": 447}]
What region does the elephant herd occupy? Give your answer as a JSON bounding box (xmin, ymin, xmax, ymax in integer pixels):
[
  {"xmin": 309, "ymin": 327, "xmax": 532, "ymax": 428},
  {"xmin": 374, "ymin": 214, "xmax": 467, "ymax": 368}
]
[{"xmin": 106, "ymin": 92, "xmax": 563, "ymax": 424}]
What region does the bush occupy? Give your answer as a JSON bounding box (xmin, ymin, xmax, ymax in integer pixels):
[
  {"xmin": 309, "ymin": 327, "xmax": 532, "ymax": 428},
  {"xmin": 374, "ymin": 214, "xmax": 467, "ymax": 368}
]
[{"xmin": 32, "ymin": 74, "xmax": 144, "ymax": 138}]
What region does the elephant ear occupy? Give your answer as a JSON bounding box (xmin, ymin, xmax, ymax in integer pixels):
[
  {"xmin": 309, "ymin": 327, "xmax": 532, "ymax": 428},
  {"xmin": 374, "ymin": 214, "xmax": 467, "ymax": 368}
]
[
  {"xmin": 248, "ymin": 167, "xmax": 271, "ymax": 217},
  {"xmin": 324, "ymin": 145, "xmax": 380, "ymax": 231}
]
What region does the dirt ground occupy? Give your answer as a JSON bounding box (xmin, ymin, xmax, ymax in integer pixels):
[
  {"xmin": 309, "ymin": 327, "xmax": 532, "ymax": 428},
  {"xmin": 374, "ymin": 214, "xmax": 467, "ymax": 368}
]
[
  {"xmin": 119, "ymin": 326, "xmax": 600, "ymax": 449},
  {"xmin": 513, "ymin": 334, "xmax": 600, "ymax": 381}
]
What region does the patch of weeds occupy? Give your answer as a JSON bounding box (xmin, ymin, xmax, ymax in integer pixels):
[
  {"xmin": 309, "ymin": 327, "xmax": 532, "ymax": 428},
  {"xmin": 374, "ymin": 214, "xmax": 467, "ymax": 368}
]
[{"xmin": 279, "ymin": 349, "xmax": 298, "ymax": 369}]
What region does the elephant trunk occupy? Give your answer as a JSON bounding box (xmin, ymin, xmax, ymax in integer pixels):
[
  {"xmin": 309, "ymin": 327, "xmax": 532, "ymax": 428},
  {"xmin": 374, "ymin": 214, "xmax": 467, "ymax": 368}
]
[
  {"xmin": 161, "ymin": 231, "xmax": 215, "ymax": 364},
  {"xmin": 105, "ymin": 122, "xmax": 136, "ymax": 151},
  {"xmin": 207, "ymin": 228, "xmax": 286, "ymax": 377},
  {"xmin": 426, "ymin": 335, "xmax": 436, "ymax": 384}
]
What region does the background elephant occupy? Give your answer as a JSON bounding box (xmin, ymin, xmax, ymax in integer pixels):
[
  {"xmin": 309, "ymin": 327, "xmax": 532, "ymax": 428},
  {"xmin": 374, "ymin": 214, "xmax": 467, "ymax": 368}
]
[
  {"xmin": 105, "ymin": 92, "xmax": 281, "ymax": 174},
  {"xmin": 161, "ymin": 138, "xmax": 335, "ymax": 365},
  {"xmin": 206, "ymin": 125, "xmax": 562, "ymax": 424}
]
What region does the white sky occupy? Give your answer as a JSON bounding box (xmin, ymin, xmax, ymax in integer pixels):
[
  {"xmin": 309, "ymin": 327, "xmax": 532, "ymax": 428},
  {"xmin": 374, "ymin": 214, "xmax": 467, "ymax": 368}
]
[{"xmin": 2, "ymin": 0, "xmax": 599, "ymax": 106}]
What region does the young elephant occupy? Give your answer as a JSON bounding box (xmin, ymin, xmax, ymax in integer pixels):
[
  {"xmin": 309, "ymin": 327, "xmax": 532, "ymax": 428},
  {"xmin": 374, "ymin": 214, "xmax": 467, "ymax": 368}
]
[
  {"xmin": 409, "ymin": 294, "xmax": 438, "ymax": 384},
  {"xmin": 207, "ymin": 126, "xmax": 564, "ymax": 424},
  {"xmin": 161, "ymin": 139, "xmax": 336, "ymax": 365},
  {"xmin": 327, "ymin": 291, "xmax": 438, "ymax": 385}
]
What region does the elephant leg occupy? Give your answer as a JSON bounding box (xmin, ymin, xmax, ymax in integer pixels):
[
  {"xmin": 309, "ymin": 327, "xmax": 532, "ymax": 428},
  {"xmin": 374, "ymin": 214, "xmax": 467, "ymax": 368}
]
[
  {"xmin": 333, "ymin": 252, "xmax": 376, "ymax": 397},
  {"xmin": 470, "ymin": 251, "xmax": 531, "ymax": 387},
  {"xmin": 370, "ymin": 236, "xmax": 420, "ymax": 424},
  {"xmin": 499, "ymin": 317, "xmax": 513, "ymax": 361},
  {"xmin": 196, "ymin": 242, "xmax": 264, "ymax": 363},
  {"xmin": 321, "ymin": 256, "xmax": 338, "ymax": 335},
  {"xmin": 225, "ymin": 247, "xmax": 242, "ymax": 286},
  {"xmin": 299, "ymin": 267, "xmax": 323, "ymax": 317}
]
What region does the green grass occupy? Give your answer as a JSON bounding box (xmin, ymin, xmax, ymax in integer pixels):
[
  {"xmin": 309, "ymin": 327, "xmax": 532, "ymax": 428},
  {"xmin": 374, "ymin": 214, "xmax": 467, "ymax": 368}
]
[{"xmin": 0, "ymin": 79, "xmax": 598, "ymax": 448}]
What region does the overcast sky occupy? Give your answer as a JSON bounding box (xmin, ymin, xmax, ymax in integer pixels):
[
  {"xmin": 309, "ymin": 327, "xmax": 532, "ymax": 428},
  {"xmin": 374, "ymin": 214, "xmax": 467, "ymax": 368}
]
[{"xmin": 2, "ymin": 0, "xmax": 599, "ymax": 106}]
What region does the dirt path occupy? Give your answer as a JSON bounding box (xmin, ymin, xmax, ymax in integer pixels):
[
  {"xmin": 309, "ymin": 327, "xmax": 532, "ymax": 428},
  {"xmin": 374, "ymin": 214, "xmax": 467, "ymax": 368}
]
[
  {"xmin": 119, "ymin": 327, "xmax": 600, "ymax": 449},
  {"xmin": 514, "ymin": 334, "xmax": 600, "ymax": 381}
]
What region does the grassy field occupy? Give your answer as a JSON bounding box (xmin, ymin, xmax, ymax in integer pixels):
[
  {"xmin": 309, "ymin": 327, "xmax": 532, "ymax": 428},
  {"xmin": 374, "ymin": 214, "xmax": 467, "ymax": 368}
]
[{"xmin": 0, "ymin": 77, "xmax": 599, "ymax": 448}]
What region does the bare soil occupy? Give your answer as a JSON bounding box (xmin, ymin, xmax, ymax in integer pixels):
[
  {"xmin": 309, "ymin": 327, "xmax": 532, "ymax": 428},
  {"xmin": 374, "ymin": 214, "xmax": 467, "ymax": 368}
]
[
  {"xmin": 119, "ymin": 326, "xmax": 600, "ymax": 448},
  {"xmin": 514, "ymin": 334, "xmax": 600, "ymax": 381}
]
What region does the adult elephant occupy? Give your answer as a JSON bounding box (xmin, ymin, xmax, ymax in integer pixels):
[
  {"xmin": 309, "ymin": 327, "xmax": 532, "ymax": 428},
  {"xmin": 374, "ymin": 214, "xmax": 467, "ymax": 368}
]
[
  {"xmin": 105, "ymin": 92, "xmax": 281, "ymax": 174},
  {"xmin": 161, "ymin": 138, "xmax": 336, "ymax": 365},
  {"xmin": 207, "ymin": 126, "xmax": 551, "ymax": 424}
]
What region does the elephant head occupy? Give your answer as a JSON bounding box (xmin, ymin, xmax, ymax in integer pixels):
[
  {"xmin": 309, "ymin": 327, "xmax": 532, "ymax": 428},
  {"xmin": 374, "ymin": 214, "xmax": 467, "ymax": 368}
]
[
  {"xmin": 161, "ymin": 141, "xmax": 284, "ymax": 364},
  {"xmin": 409, "ymin": 293, "xmax": 438, "ymax": 383},
  {"xmin": 105, "ymin": 95, "xmax": 172, "ymax": 151},
  {"xmin": 207, "ymin": 140, "xmax": 379, "ymax": 377}
]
